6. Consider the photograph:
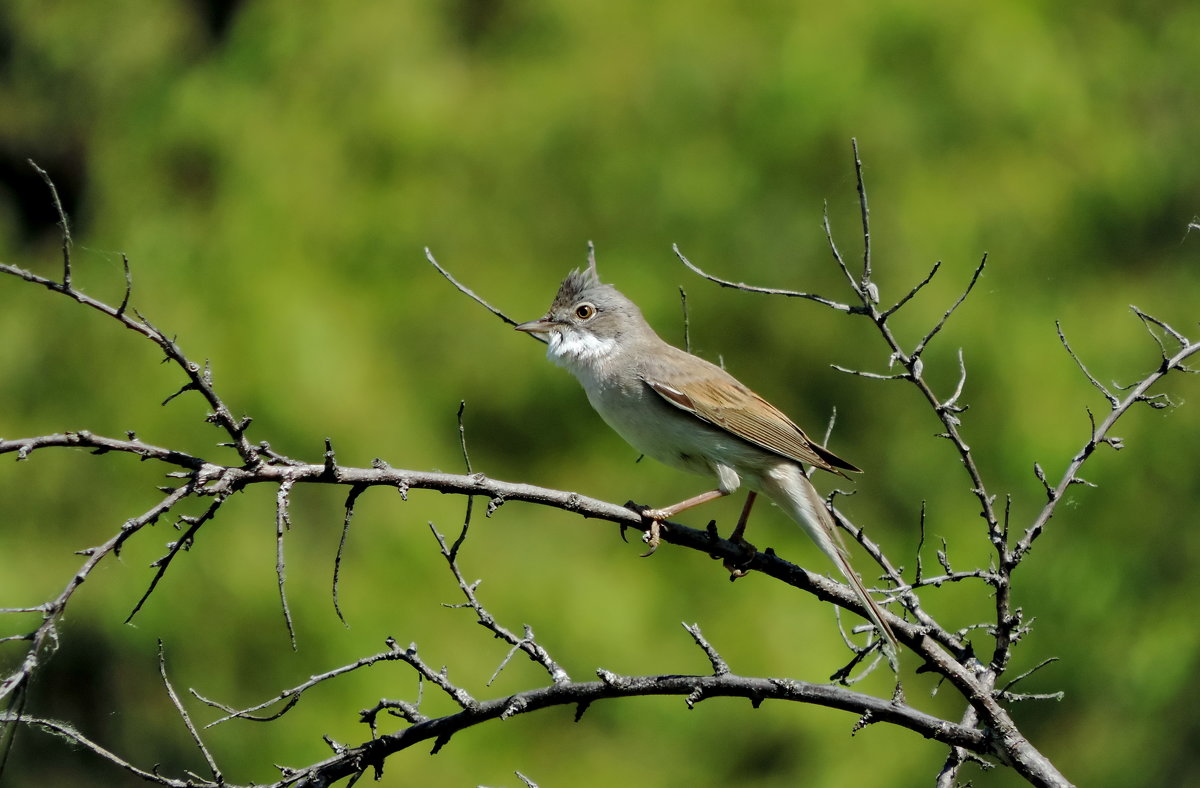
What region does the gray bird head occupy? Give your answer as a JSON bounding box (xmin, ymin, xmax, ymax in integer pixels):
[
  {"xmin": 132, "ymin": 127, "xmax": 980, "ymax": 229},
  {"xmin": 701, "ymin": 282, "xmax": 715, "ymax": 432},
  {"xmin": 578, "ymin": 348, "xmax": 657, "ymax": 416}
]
[{"xmin": 515, "ymin": 254, "xmax": 653, "ymax": 369}]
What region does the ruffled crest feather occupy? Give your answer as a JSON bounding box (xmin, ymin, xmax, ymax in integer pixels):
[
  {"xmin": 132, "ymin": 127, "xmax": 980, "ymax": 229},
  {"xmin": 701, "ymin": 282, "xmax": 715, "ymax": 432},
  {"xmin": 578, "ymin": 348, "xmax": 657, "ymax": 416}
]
[{"xmin": 551, "ymin": 241, "xmax": 603, "ymax": 310}]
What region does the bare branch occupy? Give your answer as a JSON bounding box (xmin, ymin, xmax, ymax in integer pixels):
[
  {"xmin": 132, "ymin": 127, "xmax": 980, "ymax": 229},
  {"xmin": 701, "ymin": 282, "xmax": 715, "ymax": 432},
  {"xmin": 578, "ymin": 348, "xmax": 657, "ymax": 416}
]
[
  {"xmin": 999, "ymin": 657, "xmax": 1061, "ymax": 696},
  {"xmin": 673, "ymin": 243, "xmax": 859, "ymax": 313},
  {"xmin": 117, "ymin": 666, "xmax": 986, "ymax": 787},
  {"xmin": 0, "ymin": 431, "xmax": 205, "ymax": 468},
  {"xmin": 117, "ymin": 253, "xmax": 133, "ymax": 315},
  {"xmin": 429, "ymin": 519, "xmax": 571, "ymax": 685},
  {"xmin": 822, "ymin": 201, "xmax": 862, "ymax": 300},
  {"xmin": 683, "ymin": 623, "xmax": 730, "ymax": 676},
  {"xmin": 678, "ymin": 286, "xmax": 691, "ymax": 352},
  {"xmin": 449, "ymin": 400, "xmax": 475, "ymax": 561},
  {"xmin": 830, "ymin": 503, "xmax": 965, "ymax": 651},
  {"xmin": 1, "ymin": 715, "xmax": 204, "ymax": 788},
  {"xmin": 941, "ymin": 348, "xmax": 969, "ymax": 413},
  {"xmin": 193, "ymin": 637, "xmax": 469, "ymax": 727},
  {"xmin": 126, "ymin": 489, "xmax": 226, "ymax": 624},
  {"xmin": 425, "ymin": 247, "xmax": 532, "ymax": 334},
  {"xmin": 1056, "ymin": 321, "xmax": 1119, "ymax": 407},
  {"xmin": 275, "ymin": 476, "xmax": 298, "ymax": 650},
  {"xmin": 1016, "ymin": 325, "xmax": 1200, "ymax": 563},
  {"xmin": 3, "ymin": 481, "xmax": 197, "ymax": 711},
  {"xmin": 158, "ymin": 641, "xmax": 222, "ymax": 784},
  {"xmin": 1130, "ymin": 304, "xmax": 1188, "ymax": 350},
  {"xmin": 912, "ymin": 254, "xmax": 987, "ymax": 359},
  {"xmin": 332, "ymin": 484, "xmax": 367, "ymax": 626},
  {"xmin": 0, "ymin": 262, "xmax": 260, "ymax": 465},
  {"xmin": 880, "ymin": 260, "xmax": 941, "ymax": 319},
  {"xmin": 851, "ymin": 138, "xmax": 874, "ymax": 291},
  {"xmin": 27, "ymin": 160, "xmax": 73, "ymax": 289},
  {"xmin": 830, "ymin": 364, "xmax": 909, "ymax": 381}
]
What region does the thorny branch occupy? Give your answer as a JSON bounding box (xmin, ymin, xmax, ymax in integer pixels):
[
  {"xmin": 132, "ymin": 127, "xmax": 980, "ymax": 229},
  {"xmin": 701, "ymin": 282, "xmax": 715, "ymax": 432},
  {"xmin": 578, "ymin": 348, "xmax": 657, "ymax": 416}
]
[
  {"xmin": 7, "ymin": 652, "xmax": 983, "ymax": 788},
  {"xmin": 657, "ymin": 139, "xmax": 1200, "ymax": 787},
  {"xmin": 3, "ymin": 154, "xmax": 1196, "ymax": 787}
]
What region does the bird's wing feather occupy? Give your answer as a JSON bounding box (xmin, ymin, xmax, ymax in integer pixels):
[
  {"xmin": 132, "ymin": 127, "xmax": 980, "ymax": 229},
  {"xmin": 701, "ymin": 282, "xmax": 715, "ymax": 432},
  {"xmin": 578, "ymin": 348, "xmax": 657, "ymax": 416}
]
[{"xmin": 643, "ymin": 373, "xmax": 860, "ymax": 474}]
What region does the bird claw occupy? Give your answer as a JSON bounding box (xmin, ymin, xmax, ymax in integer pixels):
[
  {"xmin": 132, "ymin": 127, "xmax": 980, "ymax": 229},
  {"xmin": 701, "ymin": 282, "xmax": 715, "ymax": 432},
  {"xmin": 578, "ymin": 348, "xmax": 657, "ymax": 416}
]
[
  {"xmin": 640, "ymin": 518, "xmax": 663, "ymax": 557},
  {"xmin": 625, "ymin": 500, "xmax": 666, "ymax": 557}
]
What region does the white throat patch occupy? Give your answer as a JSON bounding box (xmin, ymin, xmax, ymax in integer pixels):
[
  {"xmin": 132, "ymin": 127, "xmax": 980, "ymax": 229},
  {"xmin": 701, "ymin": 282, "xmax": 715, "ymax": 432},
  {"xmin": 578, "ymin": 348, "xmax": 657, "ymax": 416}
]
[{"xmin": 546, "ymin": 328, "xmax": 617, "ymax": 367}]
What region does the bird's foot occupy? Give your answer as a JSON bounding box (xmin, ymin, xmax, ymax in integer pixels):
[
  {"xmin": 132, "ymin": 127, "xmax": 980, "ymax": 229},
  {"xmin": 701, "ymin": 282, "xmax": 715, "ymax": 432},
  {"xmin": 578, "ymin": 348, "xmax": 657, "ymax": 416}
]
[
  {"xmin": 624, "ymin": 500, "xmax": 667, "ymax": 557},
  {"xmin": 639, "ymin": 506, "xmax": 673, "ymax": 521},
  {"xmin": 640, "ymin": 518, "xmax": 664, "ymax": 557}
]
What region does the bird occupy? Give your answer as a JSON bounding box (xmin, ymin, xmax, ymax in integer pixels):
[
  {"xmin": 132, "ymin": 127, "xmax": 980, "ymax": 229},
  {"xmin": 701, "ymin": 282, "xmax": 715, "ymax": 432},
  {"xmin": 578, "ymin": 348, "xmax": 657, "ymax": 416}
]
[{"xmin": 515, "ymin": 255, "xmax": 898, "ymax": 665}]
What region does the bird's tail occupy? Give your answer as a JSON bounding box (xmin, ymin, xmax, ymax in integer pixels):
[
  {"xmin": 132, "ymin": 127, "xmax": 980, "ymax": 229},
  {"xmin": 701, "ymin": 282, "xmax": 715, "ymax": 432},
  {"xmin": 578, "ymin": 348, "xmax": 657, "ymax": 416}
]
[{"xmin": 762, "ymin": 464, "xmax": 900, "ymax": 670}]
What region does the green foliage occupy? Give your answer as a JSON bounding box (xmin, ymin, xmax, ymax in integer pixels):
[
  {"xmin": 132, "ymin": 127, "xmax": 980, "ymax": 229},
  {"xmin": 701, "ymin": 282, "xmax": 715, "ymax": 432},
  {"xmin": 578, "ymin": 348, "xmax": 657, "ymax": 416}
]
[{"xmin": 2, "ymin": 1, "xmax": 1198, "ymax": 785}]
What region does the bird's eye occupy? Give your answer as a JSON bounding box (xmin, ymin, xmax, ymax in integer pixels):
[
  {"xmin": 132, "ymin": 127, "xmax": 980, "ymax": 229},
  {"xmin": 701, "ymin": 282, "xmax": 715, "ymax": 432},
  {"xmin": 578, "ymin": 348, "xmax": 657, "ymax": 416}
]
[{"xmin": 575, "ymin": 303, "xmax": 596, "ymax": 320}]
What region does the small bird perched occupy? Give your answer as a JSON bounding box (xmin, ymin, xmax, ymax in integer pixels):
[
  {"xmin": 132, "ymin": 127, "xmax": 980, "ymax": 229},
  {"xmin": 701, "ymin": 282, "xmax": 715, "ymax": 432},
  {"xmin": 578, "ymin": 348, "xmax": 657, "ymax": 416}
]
[{"xmin": 516, "ymin": 255, "xmax": 898, "ymax": 665}]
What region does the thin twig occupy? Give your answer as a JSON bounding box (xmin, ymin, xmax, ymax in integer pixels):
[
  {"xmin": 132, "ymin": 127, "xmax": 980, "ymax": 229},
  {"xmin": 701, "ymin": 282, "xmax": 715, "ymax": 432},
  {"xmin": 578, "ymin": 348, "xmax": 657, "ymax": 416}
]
[
  {"xmin": 27, "ymin": 160, "xmax": 72, "ymax": 289},
  {"xmin": 851, "ymin": 138, "xmax": 874, "ymax": 296},
  {"xmin": 275, "ymin": 477, "xmax": 298, "ymax": 651},
  {"xmin": 425, "ymin": 247, "xmax": 532, "ymax": 335},
  {"xmin": 449, "ymin": 401, "xmax": 474, "ymax": 561},
  {"xmin": 673, "ymin": 243, "xmax": 858, "ymax": 312},
  {"xmin": 1131, "ymin": 304, "xmax": 1187, "ymax": 349},
  {"xmin": 941, "ymin": 348, "xmax": 969, "ymax": 414},
  {"xmin": 194, "ymin": 638, "xmax": 430, "ymax": 726},
  {"xmin": 823, "ymin": 200, "xmax": 862, "ymax": 299},
  {"xmin": 679, "ymin": 286, "xmax": 691, "ymax": 353},
  {"xmin": 158, "ymin": 641, "xmax": 222, "ymax": 783},
  {"xmin": 830, "ymin": 364, "xmax": 909, "ymax": 381},
  {"xmin": 430, "ymin": 521, "xmax": 571, "ymax": 684},
  {"xmin": 682, "ymin": 623, "xmax": 729, "ymax": 676},
  {"xmin": 999, "ymin": 657, "xmax": 1060, "ymax": 695},
  {"xmin": 912, "ymin": 254, "xmax": 987, "ymax": 359},
  {"xmin": 332, "ymin": 484, "xmax": 367, "ymax": 626},
  {"xmin": 1056, "ymin": 321, "xmax": 1118, "ymax": 407},
  {"xmin": 2, "ymin": 716, "xmax": 205, "ymax": 788},
  {"xmin": 117, "ymin": 253, "xmax": 133, "ymax": 315},
  {"xmin": 881, "ymin": 260, "xmax": 941, "ymax": 319},
  {"xmin": 126, "ymin": 490, "xmax": 226, "ymax": 624}
]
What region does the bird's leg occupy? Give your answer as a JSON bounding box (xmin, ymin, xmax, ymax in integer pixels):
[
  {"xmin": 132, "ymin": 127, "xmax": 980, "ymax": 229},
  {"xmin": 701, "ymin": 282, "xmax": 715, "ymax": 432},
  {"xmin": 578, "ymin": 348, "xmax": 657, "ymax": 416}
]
[
  {"xmin": 729, "ymin": 491, "xmax": 757, "ymax": 544},
  {"xmin": 641, "ymin": 489, "xmax": 729, "ymax": 521},
  {"xmin": 724, "ymin": 491, "xmax": 759, "ymax": 578},
  {"xmin": 636, "ymin": 489, "xmax": 729, "ymax": 556}
]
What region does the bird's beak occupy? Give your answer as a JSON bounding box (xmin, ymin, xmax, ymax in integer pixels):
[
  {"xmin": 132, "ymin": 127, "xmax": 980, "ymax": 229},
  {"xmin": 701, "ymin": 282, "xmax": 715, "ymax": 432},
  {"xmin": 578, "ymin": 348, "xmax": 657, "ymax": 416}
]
[{"xmin": 514, "ymin": 318, "xmax": 555, "ymax": 334}]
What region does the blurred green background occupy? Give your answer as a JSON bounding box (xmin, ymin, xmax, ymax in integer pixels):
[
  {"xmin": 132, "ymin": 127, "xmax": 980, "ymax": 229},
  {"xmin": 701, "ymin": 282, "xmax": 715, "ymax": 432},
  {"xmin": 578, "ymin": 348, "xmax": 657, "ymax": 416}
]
[{"xmin": 1, "ymin": 1, "xmax": 1198, "ymax": 785}]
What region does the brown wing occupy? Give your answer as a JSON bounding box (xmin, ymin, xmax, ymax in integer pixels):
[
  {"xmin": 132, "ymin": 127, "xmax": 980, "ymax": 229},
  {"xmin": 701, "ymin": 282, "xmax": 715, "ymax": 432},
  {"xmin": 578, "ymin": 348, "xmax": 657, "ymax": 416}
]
[{"xmin": 644, "ymin": 375, "xmax": 861, "ymax": 476}]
